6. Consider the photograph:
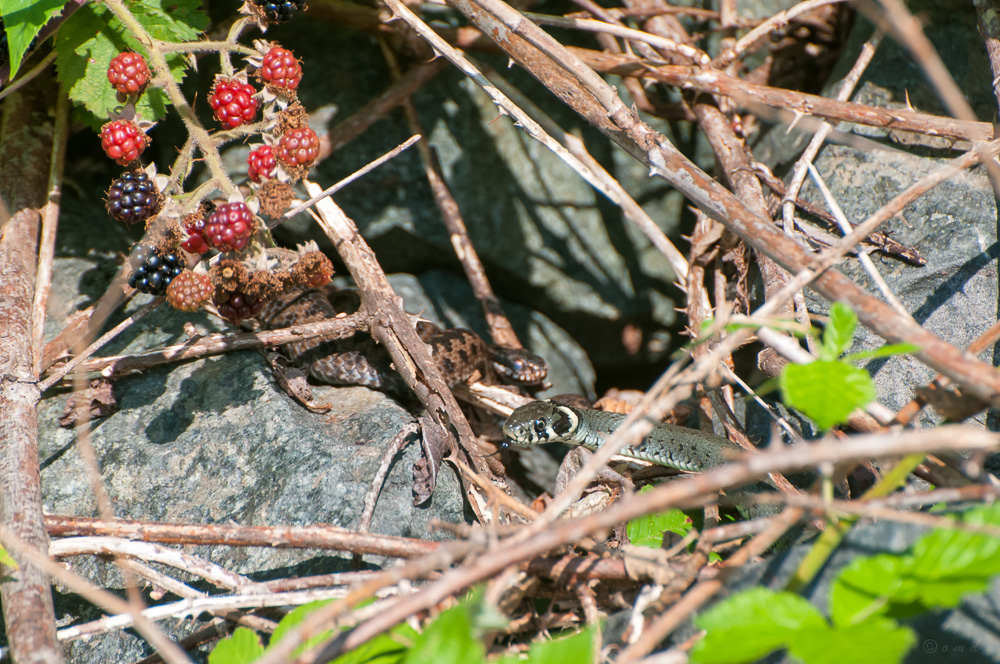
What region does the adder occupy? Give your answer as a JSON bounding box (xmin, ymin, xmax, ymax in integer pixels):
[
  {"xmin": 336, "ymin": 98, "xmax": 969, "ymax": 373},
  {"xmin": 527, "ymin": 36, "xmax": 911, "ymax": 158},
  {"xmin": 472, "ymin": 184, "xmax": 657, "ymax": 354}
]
[{"xmin": 257, "ymin": 287, "xmax": 549, "ymax": 394}]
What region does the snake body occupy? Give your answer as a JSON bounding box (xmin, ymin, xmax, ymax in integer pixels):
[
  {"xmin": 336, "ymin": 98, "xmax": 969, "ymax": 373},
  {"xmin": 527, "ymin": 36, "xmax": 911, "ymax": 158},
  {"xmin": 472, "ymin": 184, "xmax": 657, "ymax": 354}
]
[
  {"xmin": 258, "ymin": 288, "xmax": 548, "ymax": 391},
  {"xmin": 503, "ymin": 400, "xmax": 744, "ymax": 472}
]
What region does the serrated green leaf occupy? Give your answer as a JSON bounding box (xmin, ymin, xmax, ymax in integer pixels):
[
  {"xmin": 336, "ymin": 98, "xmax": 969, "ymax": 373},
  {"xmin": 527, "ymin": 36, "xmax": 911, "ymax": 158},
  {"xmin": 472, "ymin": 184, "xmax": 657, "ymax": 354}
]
[
  {"xmin": 691, "ymin": 588, "xmax": 825, "ymax": 664},
  {"xmin": 0, "ymin": 544, "xmax": 18, "ymax": 570},
  {"xmin": 402, "ymin": 603, "xmax": 484, "ymax": 664},
  {"xmin": 829, "ymin": 554, "xmax": 911, "ymax": 626},
  {"xmin": 525, "ymin": 627, "xmax": 593, "ymax": 664},
  {"xmin": 907, "ymin": 504, "xmax": 1000, "ymax": 606},
  {"xmin": 209, "ymin": 627, "xmax": 265, "ymax": 664},
  {"xmin": 831, "ymin": 504, "xmax": 1000, "ymax": 628},
  {"xmin": 627, "ymin": 507, "xmax": 693, "ymax": 548},
  {"xmin": 842, "ymin": 343, "xmax": 921, "ymax": 363},
  {"xmin": 268, "ymin": 599, "xmax": 336, "ymax": 656},
  {"xmin": 819, "ymin": 303, "xmax": 857, "ymax": 361},
  {"xmin": 0, "ymin": 0, "xmax": 63, "ymax": 79},
  {"xmin": 780, "ymin": 360, "xmax": 876, "ymax": 430},
  {"xmin": 55, "ymin": 0, "xmax": 207, "ymax": 127},
  {"xmin": 332, "ymin": 625, "xmax": 419, "ymax": 664},
  {"xmin": 789, "ymin": 619, "xmax": 915, "ymax": 664}
]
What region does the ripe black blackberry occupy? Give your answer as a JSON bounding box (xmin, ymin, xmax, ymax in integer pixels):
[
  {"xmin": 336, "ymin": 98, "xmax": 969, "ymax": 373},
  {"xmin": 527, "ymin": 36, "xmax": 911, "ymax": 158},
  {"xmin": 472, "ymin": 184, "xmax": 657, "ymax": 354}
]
[
  {"xmin": 128, "ymin": 245, "xmax": 184, "ymax": 295},
  {"xmin": 252, "ymin": 0, "xmax": 307, "ymax": 22},
  {"xmin": 106, "ymin": 170, "xmax": 161, "ymax": 224}
]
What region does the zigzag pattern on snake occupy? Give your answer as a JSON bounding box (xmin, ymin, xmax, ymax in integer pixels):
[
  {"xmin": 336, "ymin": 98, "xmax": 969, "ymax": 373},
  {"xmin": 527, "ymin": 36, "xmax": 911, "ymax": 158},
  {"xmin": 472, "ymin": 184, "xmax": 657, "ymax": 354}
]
[{"xmin": 257, "ymin": 288, "xmax": 548, "ymax": 393}]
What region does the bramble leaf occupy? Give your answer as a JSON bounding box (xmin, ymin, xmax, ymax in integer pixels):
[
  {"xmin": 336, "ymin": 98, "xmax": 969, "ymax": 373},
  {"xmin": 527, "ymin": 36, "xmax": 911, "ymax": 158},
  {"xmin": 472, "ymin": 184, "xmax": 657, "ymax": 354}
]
[
  {"xmin": 831, "ymin": 504, "xmax": 1000, "ymax": 629},
  {"xmin": 401, "ymin": 602, "xmax": 484, "ymax": 664},
  {"xmin": 0, "ymin": 0, "xmax": 63, "ymax": 79},
  {"xmin": 55, "ymin": 0, "xmax": 207, "ymax": 127},
  {"xmin": 779, "ymin": 360, "xmax": 876, "ymax": 431},
  {"xmin": 691, "ymin": 588, "xmax": 825, "ymax": 663},
  {"xmin": 269, "ymin": 599, "xmax": 336, "ymax": 657},
  {"xmin": 627, "ymin": 504, "xmax": 693, "ymax": 548},
  {"xmin": 789, "ymin": 619, "xmax": 915, "ymax": 664},
  {"xmin": 208, "ymin": 627, "xmax": 264, "ymax": 664}
]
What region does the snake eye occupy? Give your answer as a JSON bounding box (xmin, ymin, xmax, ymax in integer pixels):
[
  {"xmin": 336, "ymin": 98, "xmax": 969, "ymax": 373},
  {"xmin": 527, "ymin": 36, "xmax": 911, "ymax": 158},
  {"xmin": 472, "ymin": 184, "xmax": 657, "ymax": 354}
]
[{"xmin": 533, "ymin": 418, "xmax": 547, "ymax": 433}]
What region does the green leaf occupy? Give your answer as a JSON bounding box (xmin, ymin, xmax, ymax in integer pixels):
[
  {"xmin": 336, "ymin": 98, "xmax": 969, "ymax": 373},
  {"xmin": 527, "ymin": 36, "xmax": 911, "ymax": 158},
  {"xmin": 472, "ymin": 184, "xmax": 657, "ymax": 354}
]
[
  {"xmin": 627, "ymin": 506, "xmax": 693, "ymax": 548},
  {"xmin": 819, "ymin": 303, "xmax": 857, "ymax": 361},
  {"xmin": 831, "ymin": 504, "xmax": 1000, "ymax": 627},
  {"xmin": 402, "ymin": 602, "xmax": 485, "ymax": 664},
  {"xmin": 789, "ymin": 619, "xmax": 915, "ymax": 664},
  {"xmin": 55, "ymin": 0, "xmax": 207, "ymax": 127},
  {"xmin": 268, "ymin": 600, "xmax": 336, "ymax": 657},
  {"xmin": 829, "ymin": 554, "xmax": 912, "ymax": 626},
  {"xmin": 0, "ymin": 544, "xmax": 19, "ymax": 570},
  {"xmin": 208, "ymin": 627, "xmax": 265, "ymax": 664},
  {"xmin": 525, "ymin": 627, "xmax": 593, "ymax": 664},
  {"xmin": 842, "ymin": 343, "xmax": 921, "ymax": 363},
  {"xmin": 779, "ymin": 361, "xmax": 876, "ymax": 431},
  {"xmin": 332, "ymin": 626, "xmax": 418, "ymax": 664},
  {"xmin": 0, "ymin": 0, "xmax": 63, "ymax": 79},
  {"xmin": 691, "ymin": 588, "xmax": 826, "ymax": 664}
]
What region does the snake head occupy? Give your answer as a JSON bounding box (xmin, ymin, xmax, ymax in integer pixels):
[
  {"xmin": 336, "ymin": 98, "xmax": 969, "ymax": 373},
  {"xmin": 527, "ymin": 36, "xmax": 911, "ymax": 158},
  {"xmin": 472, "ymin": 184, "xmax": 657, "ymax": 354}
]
[
  {"xmin": 490, "ymin": 348, "xmax": 548, "ymax": 385},
  {"xmin": 503, "ymin": 400, "xmax": 579, "ymax": 445}
]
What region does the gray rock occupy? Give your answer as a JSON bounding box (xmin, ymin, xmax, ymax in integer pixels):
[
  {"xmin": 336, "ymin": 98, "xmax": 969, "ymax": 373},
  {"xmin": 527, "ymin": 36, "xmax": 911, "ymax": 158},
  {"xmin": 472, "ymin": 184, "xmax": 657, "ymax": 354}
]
[
  {"xmin": 36, "ymin": 252, "xmax": 591, "ymax": 661},
  {"xmin": 753, "ymin": 5, "xmax": 998, "ymax": 427}
]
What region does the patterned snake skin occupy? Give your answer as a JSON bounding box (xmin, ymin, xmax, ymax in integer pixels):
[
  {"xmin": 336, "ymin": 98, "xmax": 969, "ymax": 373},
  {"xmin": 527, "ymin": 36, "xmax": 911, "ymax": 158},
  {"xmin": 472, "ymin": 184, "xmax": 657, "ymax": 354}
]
[{"xmin": 258, "ymin": 288, "xmax": 548, "ymax": 392}]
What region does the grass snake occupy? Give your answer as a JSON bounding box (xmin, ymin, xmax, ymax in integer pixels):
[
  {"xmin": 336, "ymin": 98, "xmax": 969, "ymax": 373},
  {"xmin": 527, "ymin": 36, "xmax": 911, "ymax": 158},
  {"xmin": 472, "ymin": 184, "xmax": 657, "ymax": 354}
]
[{"xmin": 503, "ymin": 400, "xmax": 746, "ymax": 472}]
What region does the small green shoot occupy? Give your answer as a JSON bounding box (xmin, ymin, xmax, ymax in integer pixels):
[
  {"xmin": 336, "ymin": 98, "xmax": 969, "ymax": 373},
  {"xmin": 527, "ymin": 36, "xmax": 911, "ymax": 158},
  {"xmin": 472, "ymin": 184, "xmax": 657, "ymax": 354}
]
[{"xmin": 779, "ymin": 303, "xmax": 917, "ymax": 431}]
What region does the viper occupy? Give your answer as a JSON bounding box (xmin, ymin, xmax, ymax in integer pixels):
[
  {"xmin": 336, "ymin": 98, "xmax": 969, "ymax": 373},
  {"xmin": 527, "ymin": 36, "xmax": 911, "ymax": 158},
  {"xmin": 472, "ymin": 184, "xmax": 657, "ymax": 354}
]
[{"xmin": 258, "ymin": 288, "xmax": 549, "ymax": 392}]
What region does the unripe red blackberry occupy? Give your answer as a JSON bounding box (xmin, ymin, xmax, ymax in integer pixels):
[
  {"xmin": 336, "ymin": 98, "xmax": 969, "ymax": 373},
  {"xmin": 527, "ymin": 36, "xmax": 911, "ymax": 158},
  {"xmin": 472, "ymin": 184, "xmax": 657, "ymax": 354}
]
[
  {"xmin": 205, "ymin": 202, "xmax": 255, "ymax": 252},
  {"xmin": 128, "ymin": 245, "xmax": 184, "ymax": 295},
  {"xmin": 166, "ymin": 271, "xmax": 213, "ymax": 311},
  {"xmin": 100, "ymin": 120, "xmax": 149, "ymax": 165},
  {"xmin": 107, "ymin": 51, "xmax": 151, "ymax": 96},
  {"xmin": 214, "ymin": 289, "xmax": 264, "ymax": 323},
  {"xmin": 209, "ymin": 77, "xmax": 259, "ymax": 129},
  {"xmin": 106, "ymin": 170, "xmax": 161, "ymax": 224},
  {"xmin": 260, "ymin": 47, "xmax": 302, "ymax": 94},
  {"xmin": 181, "ymin": 215, "xmax": 210, "ymax": 255},
  {"xmin": 247, "ymin": 145, "xmax": 277, "ymax": 183},
  {"xmin": 276, "ymin": 126, "xmax": 319, "ymax": 169}
]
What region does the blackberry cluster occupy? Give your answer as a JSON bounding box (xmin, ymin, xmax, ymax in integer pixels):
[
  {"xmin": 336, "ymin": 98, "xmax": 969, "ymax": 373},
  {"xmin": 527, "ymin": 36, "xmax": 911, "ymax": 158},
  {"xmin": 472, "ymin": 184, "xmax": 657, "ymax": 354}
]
[
  {"xmin": 106, "ymin": 170, "xmax": 161, "ymax": 224},
  {"xmin": 128, "ymin": 245, "xmax": 184, "ymax": 295},
  {"xmin": 252, "ymin": 0, "xmax": 308, "ymax": 22}
]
